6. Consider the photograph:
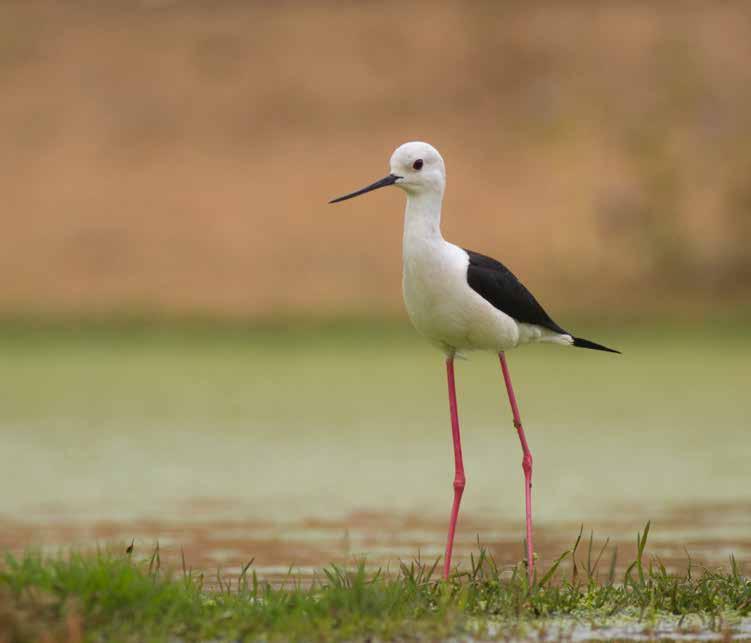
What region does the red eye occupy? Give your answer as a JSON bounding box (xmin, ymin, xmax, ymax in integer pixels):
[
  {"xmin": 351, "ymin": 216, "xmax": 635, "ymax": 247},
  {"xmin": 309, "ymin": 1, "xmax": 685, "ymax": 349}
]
[{"xmin": 413, "ymin": 159, "xmax": 424, "ymax": 170}]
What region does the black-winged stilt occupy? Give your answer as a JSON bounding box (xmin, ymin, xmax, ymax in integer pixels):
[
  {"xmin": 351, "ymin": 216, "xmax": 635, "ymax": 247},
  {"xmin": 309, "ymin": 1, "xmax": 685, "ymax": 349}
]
[{"xmin": 330, "ymin": 141, "xmax": 619, "ymax": 581}]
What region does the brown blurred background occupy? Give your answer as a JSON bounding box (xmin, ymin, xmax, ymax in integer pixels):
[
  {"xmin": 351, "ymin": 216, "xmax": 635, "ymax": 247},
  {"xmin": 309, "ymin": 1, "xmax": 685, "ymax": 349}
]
[{"xmin": 2, "ymin": 1, "xmax": 750, "ymax": 320}]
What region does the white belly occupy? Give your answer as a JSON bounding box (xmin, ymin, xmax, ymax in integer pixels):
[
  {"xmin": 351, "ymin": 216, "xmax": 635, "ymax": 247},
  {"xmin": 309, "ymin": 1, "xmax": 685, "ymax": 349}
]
[{"xmin": 402, "ymin": 239, "xmax": 520, "ymax": 354}]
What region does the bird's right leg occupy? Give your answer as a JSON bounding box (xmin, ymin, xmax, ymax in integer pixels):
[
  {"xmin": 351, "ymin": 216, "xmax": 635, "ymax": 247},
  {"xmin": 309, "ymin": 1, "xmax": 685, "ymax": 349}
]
[{"xmin": 443, "ymin": 355, "xmax": 466, "ymax": 580}]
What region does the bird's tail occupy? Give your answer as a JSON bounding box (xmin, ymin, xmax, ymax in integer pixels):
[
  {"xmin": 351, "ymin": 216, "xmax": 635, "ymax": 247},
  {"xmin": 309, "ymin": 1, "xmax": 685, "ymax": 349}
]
[{"xmin": 572, "ymin": 336, "xmax": 621, "ymax": 354}]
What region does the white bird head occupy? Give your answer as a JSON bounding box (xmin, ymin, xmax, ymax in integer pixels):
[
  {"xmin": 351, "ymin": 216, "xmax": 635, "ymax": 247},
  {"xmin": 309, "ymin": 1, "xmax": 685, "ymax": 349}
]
[{"xmin": 329, "ymin": 141, "xmax": 445, "ymax": 204}]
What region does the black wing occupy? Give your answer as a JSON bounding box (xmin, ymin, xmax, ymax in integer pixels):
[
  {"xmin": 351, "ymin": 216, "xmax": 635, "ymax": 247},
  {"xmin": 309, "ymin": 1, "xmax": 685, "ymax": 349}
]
[{"xmin": 464, "ymin": 249, "xmax": 567, "ymax": 335}]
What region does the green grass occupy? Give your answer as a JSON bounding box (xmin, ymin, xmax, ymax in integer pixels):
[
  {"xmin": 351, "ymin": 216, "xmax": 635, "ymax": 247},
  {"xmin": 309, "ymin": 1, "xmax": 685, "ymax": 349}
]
[{"xmin": 1, "ymin": 526, "xmax": 750, "ymax": 642}]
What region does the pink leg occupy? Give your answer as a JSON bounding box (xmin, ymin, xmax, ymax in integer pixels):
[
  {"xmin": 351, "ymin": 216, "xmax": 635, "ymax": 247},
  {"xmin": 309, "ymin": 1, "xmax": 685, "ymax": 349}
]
[
  {"xmin": 499, "ymin": 352, "xmax": 534, "ymax": 582},
  {"xmin": 443, "ymin": 355, "xmax": 466, "ymax": 580}
]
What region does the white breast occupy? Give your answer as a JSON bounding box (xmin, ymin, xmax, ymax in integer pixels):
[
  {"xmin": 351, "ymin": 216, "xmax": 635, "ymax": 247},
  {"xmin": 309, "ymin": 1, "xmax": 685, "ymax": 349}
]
[{"xmin": 402, "ymin": 235, "xmax": 521, "ymax": 354}]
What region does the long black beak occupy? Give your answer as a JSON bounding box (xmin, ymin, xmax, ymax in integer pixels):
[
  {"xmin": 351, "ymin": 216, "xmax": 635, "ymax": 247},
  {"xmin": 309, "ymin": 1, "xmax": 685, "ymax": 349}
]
[{"xmin": 329, "ymin": 174, "xmax": 401, "ymax": 204}]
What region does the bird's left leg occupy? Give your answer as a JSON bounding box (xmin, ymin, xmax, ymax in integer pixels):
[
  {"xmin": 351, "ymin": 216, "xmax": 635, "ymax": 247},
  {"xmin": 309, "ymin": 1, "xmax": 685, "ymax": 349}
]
[{"xmin": 498, "ymin": 352, "xmax": 534, "ymax": 582}]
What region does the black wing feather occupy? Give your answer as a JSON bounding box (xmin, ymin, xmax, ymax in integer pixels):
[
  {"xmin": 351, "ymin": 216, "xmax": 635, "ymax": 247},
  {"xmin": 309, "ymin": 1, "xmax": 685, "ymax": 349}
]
[{"xmin": 464, "ymin": 249, "xmax": 567, "ymax": 335}]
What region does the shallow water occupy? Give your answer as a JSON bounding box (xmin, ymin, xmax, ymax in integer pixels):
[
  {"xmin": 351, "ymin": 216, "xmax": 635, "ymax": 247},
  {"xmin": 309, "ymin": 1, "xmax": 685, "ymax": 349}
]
[
  {"xmin": 487, "ymin": 614, "xmax": 751, "ymax": 641},
  {"xmin": 0, "ymin": 321, "xmax": 749, "ymax": 581}
]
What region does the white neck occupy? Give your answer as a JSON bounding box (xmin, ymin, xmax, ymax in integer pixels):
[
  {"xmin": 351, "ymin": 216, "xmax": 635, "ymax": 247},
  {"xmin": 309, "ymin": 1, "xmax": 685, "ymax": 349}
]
[{"xmin": 402, "ymin": 190, "xmax": 445, "ymax": 250}]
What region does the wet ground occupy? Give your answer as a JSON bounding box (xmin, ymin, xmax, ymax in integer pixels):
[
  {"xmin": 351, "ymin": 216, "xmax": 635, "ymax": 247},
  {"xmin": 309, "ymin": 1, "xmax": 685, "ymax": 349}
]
[{"xmin": 3, "ymin": 500, "xmax": 750, "ymax": 587}]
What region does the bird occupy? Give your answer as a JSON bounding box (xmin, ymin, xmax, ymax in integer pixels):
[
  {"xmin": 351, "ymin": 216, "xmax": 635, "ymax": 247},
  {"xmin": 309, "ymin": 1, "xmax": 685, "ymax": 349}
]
[{"xmin": 329, "ymin": 141, "xmax": 619, "ymax": 582}]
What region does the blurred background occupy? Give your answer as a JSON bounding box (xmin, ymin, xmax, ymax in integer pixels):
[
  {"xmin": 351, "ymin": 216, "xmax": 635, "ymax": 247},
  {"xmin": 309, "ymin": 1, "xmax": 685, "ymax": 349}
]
[{"xmin": 1, "ymin": 1, "xmax": 749, "ymax": 578}]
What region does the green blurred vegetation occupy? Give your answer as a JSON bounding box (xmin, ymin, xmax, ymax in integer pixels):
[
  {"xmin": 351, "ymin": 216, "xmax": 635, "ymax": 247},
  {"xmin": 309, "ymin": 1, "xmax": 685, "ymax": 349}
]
[{"xmin": 0, "ymin": 317, "xmax": 748, "ymax": 523}]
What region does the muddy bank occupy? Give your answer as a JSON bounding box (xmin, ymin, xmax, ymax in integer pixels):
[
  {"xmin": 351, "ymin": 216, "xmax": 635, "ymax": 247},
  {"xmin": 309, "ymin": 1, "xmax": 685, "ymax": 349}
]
[{"xmin": 3, "ymin": 501, "xmax": 748, "ymax": 585}]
